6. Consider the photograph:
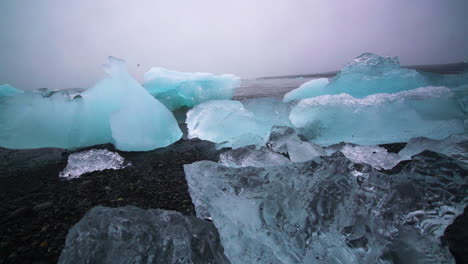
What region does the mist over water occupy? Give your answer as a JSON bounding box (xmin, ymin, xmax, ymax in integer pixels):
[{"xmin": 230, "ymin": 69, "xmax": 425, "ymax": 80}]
[{"xmin": 0, "ymin": 0, "xmax": 467, "ymax": 90}]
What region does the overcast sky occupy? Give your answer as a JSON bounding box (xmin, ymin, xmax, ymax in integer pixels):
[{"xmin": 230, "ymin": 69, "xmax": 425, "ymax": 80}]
[{"xmin": 1, "ymin": 0, "xmax": 467, "ymax": 90}]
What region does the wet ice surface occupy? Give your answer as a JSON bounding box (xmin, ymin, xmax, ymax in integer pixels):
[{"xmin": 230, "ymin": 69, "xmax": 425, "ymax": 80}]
[
  {"xmin": 58, "ymin": 206, "xmax": 230, "ymax": 264},
  {"xmin": 185, "ymin": 147, "xmax": 467, "ymax": 264},
  {"xmin": 59, "ymin": 149, "xmax": 131, "ymax": 179}
]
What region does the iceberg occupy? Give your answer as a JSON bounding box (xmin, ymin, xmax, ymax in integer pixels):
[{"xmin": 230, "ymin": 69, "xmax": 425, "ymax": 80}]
[
  {"xmin": 289, "ymin": 86, "xmax": 465, "ymax": 146},
  {"xmin": 144, "ymin": 67, "xmax": 241, "ymax": 110},
  {"xmin": 284, "ymin": 53, "xmax": 429, "ymax": 101},
  {"xmin": 58, "ymin": 206, "xmax": 230, "ymax": 264},
  {"xmin": 283, "ymin": 78, "xmax": 329, "ymax": 102},
  {"xmin": 0, "ymin": 57, "xmax": 182, "ymax": 151},
  {"xmin": 0, "ymin": 84, "xmax": 23, "ymax": 97},
  {"xmin": 184, "ymin": 147, "xmax": 467, "ymax": 263},
  {"xmin": 59, "ymin": 149, "xmax": 131, "ymax": 179},
  {"xmin": 186, "ymin": 98, "xmax": 292, "ymax": 149}
]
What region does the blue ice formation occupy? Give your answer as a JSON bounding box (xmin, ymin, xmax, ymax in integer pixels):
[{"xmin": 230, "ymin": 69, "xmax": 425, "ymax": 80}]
[
  {"xmin": 186, "ymin": 98, "xmax": 291, "ymax": 149},
  {"xmin": 144, "ymin": 67, "xmax": 241, "ymax": 110},
  {"xmin": 289, "ymin": 86, "xmax": 465, "ymax": 146},
  {"xmin": 283, "ymin": 53, "xmax": 429, "ymax": 101},
  {"xmin": 283, "ymin": 78, "xmax": 329, "ymax": 102},
  {"xmin": 0, "ymin": 57, "xmax": 182, "ymax": 151},
  {"xmin": 0, "ymin": 84, "xmax": 23, "ymax": 97},
  {"xmin": 185, "ymin": 145, "xmax": 467, "ymax": 263}
]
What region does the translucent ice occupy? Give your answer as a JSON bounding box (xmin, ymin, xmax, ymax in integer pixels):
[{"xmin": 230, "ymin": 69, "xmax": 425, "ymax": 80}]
[
  {"xmin": 0, "ymin": 84, "xmax": 23, "ymax": 97},
  {"xmin": 341, "ymin": 144, "xmax": 401, "ymax": 170},
  {"xmin": 289, "ymin": 86, "xmax": 465, "ymax": 146},
  {"xmin": 283, "ymin": 78, "xmax": 329, "ymax": 102},
  {"xmin": 398, "ymin": 134, "xmax": 468, "ymax": 169},
  {"xmin": 186, "ymin": 99, "xmax": 292, "ymax": 149},
  {"xmin": 268, "ymin": 126, "xmax": 325, "ymax": 163},
  {"xmin": 58, "ymin": 206, "xmax": 230, "ymax": 264},
  {"xmin": 184, "ymin": 148, "xmax": 467, "ymax": 263},
  {"xmin": 0, "ymin": 57, "xmax": 182, "ymax": 151},
  {"xmin": 59, "ymin": 149, "xmax": 131, "ymax": 179},
  {"xmin": 219, "ymin": 146, "xmax": 290, "ymax": 168},
  {"xmin": 144, "ymin": 67, "xmax": 241, "ymax": 110}
]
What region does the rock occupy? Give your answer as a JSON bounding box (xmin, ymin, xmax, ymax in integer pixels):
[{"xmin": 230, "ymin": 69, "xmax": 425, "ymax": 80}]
[
  {"xmin": 33, "ymin": 202, "xmax": 53, "ymax": 212},
  {"xmin": 8, "ymin": 207, "xmax": 34, "ymax": 219}
]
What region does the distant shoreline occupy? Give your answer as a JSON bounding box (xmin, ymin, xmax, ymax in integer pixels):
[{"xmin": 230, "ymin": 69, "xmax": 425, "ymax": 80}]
[{"xmin": 259, "ymin": 62, "xmax": 468, "ymax": 80}]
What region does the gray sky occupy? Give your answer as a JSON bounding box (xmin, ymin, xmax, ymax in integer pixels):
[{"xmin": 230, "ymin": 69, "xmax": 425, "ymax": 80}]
[{"xmin": 1, "ymin": 0, "xmax": 467, "ymax": 90}]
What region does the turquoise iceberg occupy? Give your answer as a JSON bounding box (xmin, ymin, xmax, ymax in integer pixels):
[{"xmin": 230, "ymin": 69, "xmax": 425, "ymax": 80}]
[{"xmin": 0, "ymin": 57, "xmax": 182, "ymax": 151}]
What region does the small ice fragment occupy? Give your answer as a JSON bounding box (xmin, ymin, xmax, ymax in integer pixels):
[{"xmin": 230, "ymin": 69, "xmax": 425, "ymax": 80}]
[
  {"xmin": 341, "ymin": 144, "xmax": 401, "ymax": 170},
  {"xmin": 59, "ymin": 149, "xmax": 131, "ymax": 179}
]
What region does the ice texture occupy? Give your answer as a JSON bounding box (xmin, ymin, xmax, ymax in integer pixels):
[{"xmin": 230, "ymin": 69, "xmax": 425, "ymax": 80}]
[
  {"xmin": 289, "ymin": 86, "xmax": 465, "ymax": 146},
  {"xmin": 0, "ymin": 84, "xmax": 23, "ymax": 97},
  {"xmin": 283, "ymin": 78, "xmax": 329, "ymax": 102},
  {"xmin": 184, "ymin": 147, "xmax": 467, "ymax": 264},
  {"xmin": 59, "ymin": 149, "xmax": 131, "ymax": 179},
  {"xmin": 398, "ymin": 134, "xmax": 468, "ymax": 169},
  {"xmin": 341, "ymin": 144, "xmax": 401, "ymax": 170},
  {"xmin": 0, "ymin": 57, "xmax": 182, "ymax": 151},
  {"xmin": 186, "ymin": 98, "xmax": 292, "ymax": 149},
  {"xmin": 268, "ymin": 126, "xmax": 325, "ymax": 163},
  {"xmin": 144, "ymin": 67, "xmax": 240, "ymax": 110},
  {"xmin": 58, "ymin": 206, "xmax": 230, "ymax": 264},
  {"xmin": 219, "ymin": 146, "xmax": 290, "ymax": 168}
]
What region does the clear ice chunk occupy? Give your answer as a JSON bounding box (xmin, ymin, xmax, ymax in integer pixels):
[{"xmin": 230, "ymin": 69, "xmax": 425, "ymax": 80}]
[
  {"xmin": 0, "ymin": 57, "xmax": 182, "ymax": 151},
  {"xmin": 289, "ymin": 86, "xmax": 465, "ymax": 146},
  {"xmin": 398, "ymin": 134, "xmax": 468, "ymax": 169},
  {"xmin": 219, "ymin": 146, "xmax": 290, "ymax": 168},
  {"xmin": 0, "ymin": 84, "xmax": 23, "ymax": 97},
  {"xmin": 283, "ymin": 78, "xmax": 329, "ymax": 102},
  {"xmin": 58, "ymin": 206, "xmax": 230, "ymax": 264},
  {"xmin": 144, "ymin": 67, "xmax": 240, "ymax": 110},
  {"xmin": 59, "ymin": 149, "xmax": 131, "ymax": 179},
  {"xmin": 340, "ymin": 144, "xmax": 401, "ymax": 170},
  {"xmin": 186, "ymin": 99, "xmax": 292, "ymax": 149},
  {"xmin": 184, "ymin": 149, "xmax": 467, "ymax": 263}
]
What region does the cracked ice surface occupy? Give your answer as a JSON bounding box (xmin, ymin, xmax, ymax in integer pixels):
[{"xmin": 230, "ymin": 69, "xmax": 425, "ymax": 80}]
[
  {"xmin": 184, "ymin": 147, "xmax": 467, "ymax": 263},
  {"xmin": 58, "ymin": 206, "xmax": 230, "ymax": 264},
  {"xmin": 144, "ymin": 67, "xmax": 240, "ymax": 110},
  {"xmin": 59, "ymin": 149, "xmax": 131, "ymax": 179}
]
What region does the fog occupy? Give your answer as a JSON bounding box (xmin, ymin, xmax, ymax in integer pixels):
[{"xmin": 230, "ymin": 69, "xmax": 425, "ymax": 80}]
[{"xmin": 0, "ymin": 0, "xmax": 467, "ymax": 90}]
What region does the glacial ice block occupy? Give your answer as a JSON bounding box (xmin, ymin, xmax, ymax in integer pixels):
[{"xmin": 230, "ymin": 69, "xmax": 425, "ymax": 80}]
[
  {"xmin": 284, "ymin": 53, "xmax": 429, "ymax": 100},
  {"xmin": 144, "ymin": 67, "xmax": 241, "ymax": 110},
  {"xmin": 58, "ymin": 206, "xmax": 230, "ymax": 264},
  {"xmin": 283, "ymin": 78, "xmax": 329, "ymax": 102},
  {"xmin": 289, "ymin": 86, "xmax": 465, "ymax": 146},
  {"xmin": 186, "ymin": 98, "xmax": 292, "ymax": 149},
  {"xmin": 184, "ymin": 148, "xmax": 467, "ymax": 263},
  {"xmin": 60, "ymin": 149, "xmax": 131, "ymax": 179},
  {"xmin": 0, "ymin": 84, "xmax": 23, "ymax": 97},
  {"xmin": 0, "ymin": 57, "xmax": 182, "ymax": 151}
]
